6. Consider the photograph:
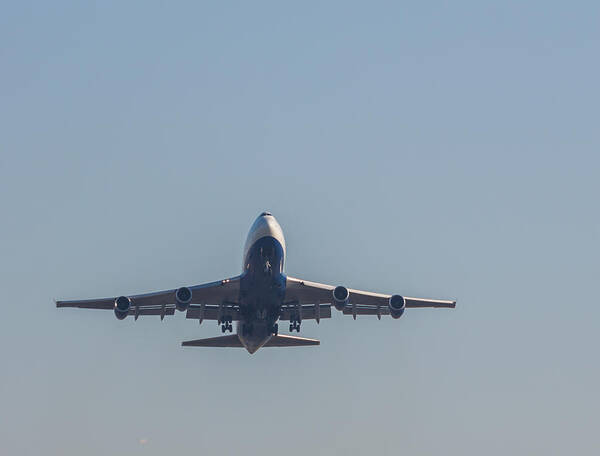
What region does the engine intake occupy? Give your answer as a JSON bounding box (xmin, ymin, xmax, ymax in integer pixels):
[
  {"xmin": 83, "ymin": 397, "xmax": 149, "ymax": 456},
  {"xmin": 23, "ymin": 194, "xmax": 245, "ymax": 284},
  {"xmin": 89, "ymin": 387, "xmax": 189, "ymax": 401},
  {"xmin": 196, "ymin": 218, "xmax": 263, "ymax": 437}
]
[
  {"xmin": 332, "ymin": 286, "xmax": 349, "ymax": 311},
  {"xmin": 175, "ymin": 286, "xmax": 193, "ymax": 312},
  {"xmin": 388, "ymin": 294, "xmax": 405, "ymax": 319},
  {"xmin": 114, "ymin": 296, "xmax": 131, "ymax": 320}
]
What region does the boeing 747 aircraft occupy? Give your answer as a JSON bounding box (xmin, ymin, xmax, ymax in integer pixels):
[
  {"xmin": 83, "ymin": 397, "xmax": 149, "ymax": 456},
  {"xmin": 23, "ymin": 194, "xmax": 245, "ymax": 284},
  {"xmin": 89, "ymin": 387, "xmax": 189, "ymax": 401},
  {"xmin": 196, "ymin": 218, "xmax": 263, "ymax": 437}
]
[{"xmin": 57, "ymin": 212, "xmax": 456, "ymax": 353}]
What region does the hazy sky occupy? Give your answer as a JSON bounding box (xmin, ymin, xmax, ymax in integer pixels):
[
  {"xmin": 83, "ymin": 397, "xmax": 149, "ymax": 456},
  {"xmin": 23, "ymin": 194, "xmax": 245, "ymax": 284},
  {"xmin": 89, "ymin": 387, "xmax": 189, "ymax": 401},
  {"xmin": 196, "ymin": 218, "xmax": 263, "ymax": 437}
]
[{"xmin": 1, "ymin": 1, "xmax": 599, "ymax": 455}]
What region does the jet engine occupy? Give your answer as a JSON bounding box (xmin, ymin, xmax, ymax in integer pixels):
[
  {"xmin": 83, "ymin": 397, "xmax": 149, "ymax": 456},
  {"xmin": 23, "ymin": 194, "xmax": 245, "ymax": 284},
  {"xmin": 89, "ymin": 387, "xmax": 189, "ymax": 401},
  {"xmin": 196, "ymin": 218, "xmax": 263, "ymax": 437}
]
[
  {"xmin": 114, "ymin": 296, "xmax": 131, "ymax": 320},
  {"xmin": 388, "ymin": 294, "xmax": 405, "ymax": 319},
  {"xmin": 332, "ymin": 286, "xmax": 350, "ymax": 311},
  {"xmin": 175, "ymin": 286, "xmax": 193, "ymax": 312}
]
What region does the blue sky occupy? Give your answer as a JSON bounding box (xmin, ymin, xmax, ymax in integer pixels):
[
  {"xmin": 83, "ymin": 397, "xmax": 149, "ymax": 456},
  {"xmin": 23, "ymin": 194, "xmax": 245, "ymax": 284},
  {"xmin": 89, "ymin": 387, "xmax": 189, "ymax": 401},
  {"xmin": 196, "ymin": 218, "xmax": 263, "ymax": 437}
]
[{"xmin": 1, "ymin": 2, "xmax": 599, "ymax": 455}]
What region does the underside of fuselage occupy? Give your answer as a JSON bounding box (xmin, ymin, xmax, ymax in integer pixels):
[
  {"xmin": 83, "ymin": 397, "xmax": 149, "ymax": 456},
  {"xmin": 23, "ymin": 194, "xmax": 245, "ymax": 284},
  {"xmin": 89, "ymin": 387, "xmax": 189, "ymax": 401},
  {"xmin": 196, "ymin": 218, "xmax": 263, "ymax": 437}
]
[{"xmin": 237, "ymin": 215, "xmax": 287, "ymax": 353}]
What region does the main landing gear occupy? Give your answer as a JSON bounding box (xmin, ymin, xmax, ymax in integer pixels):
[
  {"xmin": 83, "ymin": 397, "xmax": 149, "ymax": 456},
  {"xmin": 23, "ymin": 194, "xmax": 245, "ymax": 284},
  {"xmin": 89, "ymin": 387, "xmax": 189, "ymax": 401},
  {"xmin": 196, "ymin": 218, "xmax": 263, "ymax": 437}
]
[
  {"xmin": 289, "ymin": 317, "xmax": 301, "ymax": 333},
  {"xmin": 270, "ymin": 323, "xmax": 279, "ymax": 335},
  {"xmin": 221, "ymin": 316, "xmax": 233, "ymax": 333}
]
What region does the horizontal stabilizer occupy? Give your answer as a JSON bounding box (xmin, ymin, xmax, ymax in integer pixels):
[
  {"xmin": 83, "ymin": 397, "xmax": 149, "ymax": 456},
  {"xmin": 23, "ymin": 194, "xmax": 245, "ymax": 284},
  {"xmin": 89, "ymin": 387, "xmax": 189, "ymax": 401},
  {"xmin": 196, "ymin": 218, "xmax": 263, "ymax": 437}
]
[
  {"xmin": 182, "ymin": 335, "xmax": 243, "ymax": 347},
  {"xmin": 263, "ymin": 334, "xmax": 320, "ymax": 347},
  {"xmin": 181, "ymin": 334, "xmax": 320, "ymax": 348}
]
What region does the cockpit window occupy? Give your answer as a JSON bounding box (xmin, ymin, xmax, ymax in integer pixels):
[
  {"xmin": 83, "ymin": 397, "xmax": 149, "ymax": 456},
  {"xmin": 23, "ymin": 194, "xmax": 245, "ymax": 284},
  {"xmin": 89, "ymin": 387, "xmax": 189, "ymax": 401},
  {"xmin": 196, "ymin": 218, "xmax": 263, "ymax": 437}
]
[{"xmin": 260, "ymin": 211, "xmax": 272, "ymax": 217}]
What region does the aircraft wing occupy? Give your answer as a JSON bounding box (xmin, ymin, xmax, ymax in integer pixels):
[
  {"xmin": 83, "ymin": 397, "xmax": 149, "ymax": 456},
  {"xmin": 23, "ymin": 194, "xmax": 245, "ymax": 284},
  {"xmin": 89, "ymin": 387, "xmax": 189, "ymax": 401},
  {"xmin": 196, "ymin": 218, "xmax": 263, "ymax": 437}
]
[
  {"xmin": 284, "ymin": 276, "xmax": 455, "ymax": 318},
  {"xmin": 56, "ymin": 276, "xmax": 242, "ymax": 320}
]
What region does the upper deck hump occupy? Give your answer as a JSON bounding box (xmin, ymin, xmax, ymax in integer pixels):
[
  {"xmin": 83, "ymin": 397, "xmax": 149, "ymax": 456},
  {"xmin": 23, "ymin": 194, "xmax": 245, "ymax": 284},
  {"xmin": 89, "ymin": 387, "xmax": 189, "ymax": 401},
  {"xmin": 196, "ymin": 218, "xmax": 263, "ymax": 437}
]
[{"xmin": 243, "ymin": 213, "xmax": 286, "ymax": 266}]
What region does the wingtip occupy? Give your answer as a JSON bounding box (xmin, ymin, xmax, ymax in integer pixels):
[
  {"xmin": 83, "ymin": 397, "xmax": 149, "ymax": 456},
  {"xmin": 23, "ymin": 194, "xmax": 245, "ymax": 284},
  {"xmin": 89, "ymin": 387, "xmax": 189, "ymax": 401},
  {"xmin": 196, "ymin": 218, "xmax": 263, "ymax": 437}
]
[{"xmin": 55, "ymin": 299, "xmax": 70, "ymax": 308}]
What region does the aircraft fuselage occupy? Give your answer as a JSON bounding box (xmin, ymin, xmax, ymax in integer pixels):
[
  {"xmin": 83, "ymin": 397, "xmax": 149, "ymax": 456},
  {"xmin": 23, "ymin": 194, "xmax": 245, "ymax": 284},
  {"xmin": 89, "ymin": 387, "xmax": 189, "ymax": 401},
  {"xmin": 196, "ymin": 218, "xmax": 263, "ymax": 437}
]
[{"xmin": 237, "ymin": 213, "xmax": 287, "ymax": 353}]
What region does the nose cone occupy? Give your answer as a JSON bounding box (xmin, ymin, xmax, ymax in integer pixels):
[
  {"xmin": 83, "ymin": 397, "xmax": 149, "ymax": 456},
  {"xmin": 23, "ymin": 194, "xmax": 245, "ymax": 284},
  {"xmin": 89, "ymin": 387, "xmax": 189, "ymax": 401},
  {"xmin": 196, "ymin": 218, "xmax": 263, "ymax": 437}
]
[{"xmin": 252, "ymin": 212, "xmax": 279, "ymax": 233}]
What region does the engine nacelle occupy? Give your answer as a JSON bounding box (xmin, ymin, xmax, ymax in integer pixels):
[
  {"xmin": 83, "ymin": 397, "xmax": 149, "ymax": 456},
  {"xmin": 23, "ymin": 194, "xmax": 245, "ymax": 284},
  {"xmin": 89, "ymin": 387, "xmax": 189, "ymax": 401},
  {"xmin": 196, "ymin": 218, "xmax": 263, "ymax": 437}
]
[
  {"xmin": 175, "ymin": 286, "xmax": 193, "ymax": 312},
  {"xmin": 332, "ymin": 286, "xmax": 349, "ymax": 311},
  {"xmin": 114, "ymin": 296, "xmax": 131, "ymax": 320},
  {"xmin": 388, "ymin": 294, "xmax": 405, "ymax": 319}
]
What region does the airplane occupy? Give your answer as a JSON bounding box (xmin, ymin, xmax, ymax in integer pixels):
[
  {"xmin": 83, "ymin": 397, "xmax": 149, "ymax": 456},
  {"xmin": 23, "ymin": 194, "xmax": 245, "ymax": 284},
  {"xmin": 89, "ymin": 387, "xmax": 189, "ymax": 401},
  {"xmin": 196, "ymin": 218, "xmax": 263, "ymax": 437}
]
[{"xmin": 57, "ymin": 212, "xmax": 456, "ymax": 353}]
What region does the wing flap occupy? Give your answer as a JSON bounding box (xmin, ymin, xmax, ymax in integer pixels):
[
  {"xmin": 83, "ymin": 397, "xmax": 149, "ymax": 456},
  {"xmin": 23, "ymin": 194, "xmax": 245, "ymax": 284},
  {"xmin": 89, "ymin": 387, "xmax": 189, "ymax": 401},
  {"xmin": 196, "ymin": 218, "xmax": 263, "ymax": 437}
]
[
  {"xmin": 185, "ymin": 305, "xmax": 241, "ymax": 321},
  {"xmin": 129, "ymin": 307, "xmax": 176, "ymax": 317},
  {"xmin": 279, "ymin": 304, "xmax": 331, "ymax": 321},
  {"xmin": 343, "ymin": 306, "xmax": 390, "ymax": 316}
]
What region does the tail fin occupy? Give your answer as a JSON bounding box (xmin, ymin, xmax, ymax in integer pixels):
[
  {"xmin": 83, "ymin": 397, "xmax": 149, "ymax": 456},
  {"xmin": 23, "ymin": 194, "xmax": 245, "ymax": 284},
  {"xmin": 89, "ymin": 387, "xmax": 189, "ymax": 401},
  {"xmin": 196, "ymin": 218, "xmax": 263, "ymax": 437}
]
[
  {"xmin": 182, "ymin": 335, "xmax": 243, "ymax": 347},
  {"xmin": 263, "ymin": 334, "xmax": 320, "ymax": 347}
]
